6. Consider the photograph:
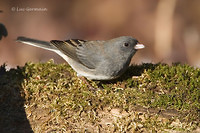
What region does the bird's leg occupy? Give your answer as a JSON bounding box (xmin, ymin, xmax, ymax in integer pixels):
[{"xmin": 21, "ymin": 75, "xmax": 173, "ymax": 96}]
[{"xmin": 79, "ymin": 76, "xmax": 96, "ymax": 91}]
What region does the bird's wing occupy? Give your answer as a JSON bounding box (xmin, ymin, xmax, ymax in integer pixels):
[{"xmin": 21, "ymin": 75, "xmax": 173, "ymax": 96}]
[
  {"xmin": 50, "ymin": 39, "xmax": 104, "ymax": 69},
  {"xmin": 76, "ymin": 41, "xmax": 104, "ymax": 69}
]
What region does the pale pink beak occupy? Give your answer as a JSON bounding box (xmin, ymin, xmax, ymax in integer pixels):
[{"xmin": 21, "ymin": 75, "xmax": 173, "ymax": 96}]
[{"xmin": 134, "ymin": 43, "xmax": 145, "ymax": 50}]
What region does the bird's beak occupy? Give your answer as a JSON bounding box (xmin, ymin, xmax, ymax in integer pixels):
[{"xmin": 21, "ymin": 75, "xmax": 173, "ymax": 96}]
[{"xmin": 134, "ymin": 43, "xmax": 145, "ymax": 49}]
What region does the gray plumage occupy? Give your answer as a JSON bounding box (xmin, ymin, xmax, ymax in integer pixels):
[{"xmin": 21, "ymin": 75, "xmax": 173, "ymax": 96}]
[{"xmin": 17, "ymin": 36, "xmax": 144, "ymax": 80}]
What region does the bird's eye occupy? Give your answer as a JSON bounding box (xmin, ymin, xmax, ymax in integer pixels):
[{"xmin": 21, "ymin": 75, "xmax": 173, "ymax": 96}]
[{"xmin": 123, "ymin": 43, "xmax": 129, "ymax": 47}]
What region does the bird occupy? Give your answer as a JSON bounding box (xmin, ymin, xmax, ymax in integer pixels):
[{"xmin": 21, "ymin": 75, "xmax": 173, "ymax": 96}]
[
  {"xmin": 0, "ymin": 23, "xmax": 8, "ymax": 40},
  {"xmin": 0, "ymin": 11, "xmax": 8, "ymax": 40},
  {"xmin": 17, "ymin": 36, "xmax": 144, "ymax": 80}
]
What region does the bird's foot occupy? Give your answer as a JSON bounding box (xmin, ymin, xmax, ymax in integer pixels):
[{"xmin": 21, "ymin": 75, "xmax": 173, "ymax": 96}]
[{"xmin": 79, "ymin": 76, "xmax": 97, "ymax": 91}]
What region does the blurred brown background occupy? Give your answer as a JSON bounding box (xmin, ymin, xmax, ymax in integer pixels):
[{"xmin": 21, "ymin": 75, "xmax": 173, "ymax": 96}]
[{"xmin": 0, "ymin": 0, "xmax": 200, "ymax": 68}]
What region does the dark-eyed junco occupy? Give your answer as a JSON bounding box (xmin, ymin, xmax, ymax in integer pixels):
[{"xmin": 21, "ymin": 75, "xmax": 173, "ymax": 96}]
[
  {"xmin": 0, "ymin": 23, "xmax": 7, "ymax": 40},
  {"xmin": 17, "ymin": 36, "xmax": 144, "ymax": 80}
]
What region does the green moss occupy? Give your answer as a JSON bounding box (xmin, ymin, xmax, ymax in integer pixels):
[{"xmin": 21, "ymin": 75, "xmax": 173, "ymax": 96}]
[{"xmin": 0, "ymin": 60, "xmax": 199, "ymax": 132}]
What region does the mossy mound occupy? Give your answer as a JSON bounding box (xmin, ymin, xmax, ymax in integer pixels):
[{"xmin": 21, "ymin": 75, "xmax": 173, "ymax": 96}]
[{"xmin": 0, "ymin": 60, "xmax": 199, "ymax": 132}]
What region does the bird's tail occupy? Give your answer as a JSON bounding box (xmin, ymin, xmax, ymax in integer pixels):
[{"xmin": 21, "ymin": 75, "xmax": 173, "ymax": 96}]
[{"xmin": 16, "ymin": 36, "xmax": 57, "ymax": 51}]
